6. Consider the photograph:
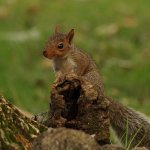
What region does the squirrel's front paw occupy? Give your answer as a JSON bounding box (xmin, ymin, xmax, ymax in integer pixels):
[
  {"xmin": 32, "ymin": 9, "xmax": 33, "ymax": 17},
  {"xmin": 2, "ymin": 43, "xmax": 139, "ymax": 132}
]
[
  {"xmin": 54, "ymin": 77, "xmax": 61, "ymax": 84},
  {"xmin": 54, "ymin": 75, "xmax": 65, "ymax": 85}
]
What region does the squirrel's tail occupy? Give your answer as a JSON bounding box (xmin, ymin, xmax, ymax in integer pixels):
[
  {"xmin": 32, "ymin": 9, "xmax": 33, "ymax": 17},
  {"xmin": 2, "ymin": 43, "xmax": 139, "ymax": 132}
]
[{"xmin": 108, "ymin": 97, "xmax": 150, "ymax": 149}]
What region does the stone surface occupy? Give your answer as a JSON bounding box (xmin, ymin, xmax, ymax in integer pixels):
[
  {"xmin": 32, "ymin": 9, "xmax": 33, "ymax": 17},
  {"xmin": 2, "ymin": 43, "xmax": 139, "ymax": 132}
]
[{"xmin": 30, "ymin": 128, "xmax": 101, "ymax": 150}]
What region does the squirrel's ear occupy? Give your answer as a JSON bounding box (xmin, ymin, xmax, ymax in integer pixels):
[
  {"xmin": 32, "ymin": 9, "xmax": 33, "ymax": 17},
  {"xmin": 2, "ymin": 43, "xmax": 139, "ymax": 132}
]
[
  {"xmin": 55, "ymin": 25, "xmax": 61, "ymax": 34},
  {"xmin": 66, "ymin": 29, "xmax": 74, "ymax": 44}
]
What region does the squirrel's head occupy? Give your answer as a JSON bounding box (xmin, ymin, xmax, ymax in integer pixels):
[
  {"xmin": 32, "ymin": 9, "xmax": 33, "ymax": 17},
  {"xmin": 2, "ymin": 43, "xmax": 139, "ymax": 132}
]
[{"xmin": 43, "ymin": 26, "xmax": 74, "ymax": 59}]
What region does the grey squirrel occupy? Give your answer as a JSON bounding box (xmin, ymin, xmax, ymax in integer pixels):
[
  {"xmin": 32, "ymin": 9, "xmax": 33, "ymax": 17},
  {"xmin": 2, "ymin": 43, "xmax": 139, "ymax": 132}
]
[{"xmin": 43, "ymin": 26, "xmax": 150, "ymax": 148}]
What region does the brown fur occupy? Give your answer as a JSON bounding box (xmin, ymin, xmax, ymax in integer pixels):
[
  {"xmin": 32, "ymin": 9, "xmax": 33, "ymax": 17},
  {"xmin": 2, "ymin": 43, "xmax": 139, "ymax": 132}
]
[
  {"xmin": 43, "ymin": 27, "xmax": 104, "ymax": 96},
  {"xmin": 43, "ymin": 26, "xmax": 150, "ymax": 148}
]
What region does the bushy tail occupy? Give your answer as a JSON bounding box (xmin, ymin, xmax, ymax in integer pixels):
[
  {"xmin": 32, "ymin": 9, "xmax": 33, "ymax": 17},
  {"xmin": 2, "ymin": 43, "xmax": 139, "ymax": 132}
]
[{"xmin": 108, "ymin": 97, "xmax": 150, "ymax": 149}]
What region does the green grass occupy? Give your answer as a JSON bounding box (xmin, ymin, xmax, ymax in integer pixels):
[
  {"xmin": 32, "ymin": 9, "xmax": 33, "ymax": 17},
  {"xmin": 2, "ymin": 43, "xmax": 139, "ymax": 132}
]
[{"xmin": 0, "ymin": 0, "xmax": 150, "ymax": 115}]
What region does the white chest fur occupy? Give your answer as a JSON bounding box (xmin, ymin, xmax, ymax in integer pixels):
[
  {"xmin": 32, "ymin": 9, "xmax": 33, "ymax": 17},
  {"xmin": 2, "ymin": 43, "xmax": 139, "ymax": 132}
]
[{"xmin": 52, "ymin": 57, "xmax": 77, "ymax": 74}]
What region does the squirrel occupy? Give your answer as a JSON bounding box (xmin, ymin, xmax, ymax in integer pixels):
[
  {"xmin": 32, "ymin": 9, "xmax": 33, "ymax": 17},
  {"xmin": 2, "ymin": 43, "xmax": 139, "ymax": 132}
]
[{"xmin": 43, "ymin": 26, "xmax": 150, "ymax": 148}]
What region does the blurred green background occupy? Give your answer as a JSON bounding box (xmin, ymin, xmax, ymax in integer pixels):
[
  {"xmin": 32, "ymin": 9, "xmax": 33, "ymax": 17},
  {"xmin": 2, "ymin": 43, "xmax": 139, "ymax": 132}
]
[{"xmin": 0, "ymin": 0, "xmax": 150, "ymax": 115}]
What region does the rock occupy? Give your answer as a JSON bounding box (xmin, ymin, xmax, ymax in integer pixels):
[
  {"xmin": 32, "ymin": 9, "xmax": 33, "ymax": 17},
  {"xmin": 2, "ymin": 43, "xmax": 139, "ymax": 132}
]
[{"xmin": 30, "ymin": 128, "xmax": 101, "ymax": 150}]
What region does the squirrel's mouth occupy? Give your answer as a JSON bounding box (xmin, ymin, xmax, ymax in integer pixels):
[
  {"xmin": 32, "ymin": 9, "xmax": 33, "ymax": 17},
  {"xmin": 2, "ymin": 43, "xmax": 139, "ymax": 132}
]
[
  {"xmin": 43, "ymin": 50, "xmax": 54, "ymax": 59},
  {"xmin": 43, "ymin": 50, "xmax": 67, "ymax": 59},
  {"xmin": 43, "ymin": 50, "xmax": 48, "ymax": 57}
]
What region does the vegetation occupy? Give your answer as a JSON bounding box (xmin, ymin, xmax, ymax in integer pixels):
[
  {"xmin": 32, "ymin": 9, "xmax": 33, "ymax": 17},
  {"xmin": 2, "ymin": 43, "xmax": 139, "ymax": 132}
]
[{"xmin": 0, "ymin": 0, "xmax": 149, "ymax": 115}]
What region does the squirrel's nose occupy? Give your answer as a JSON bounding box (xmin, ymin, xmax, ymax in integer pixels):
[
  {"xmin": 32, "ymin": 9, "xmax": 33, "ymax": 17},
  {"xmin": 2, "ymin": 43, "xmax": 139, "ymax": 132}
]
[{"xmin": 43, "ymin": 51, "xmax": 48, "ymax": 57}]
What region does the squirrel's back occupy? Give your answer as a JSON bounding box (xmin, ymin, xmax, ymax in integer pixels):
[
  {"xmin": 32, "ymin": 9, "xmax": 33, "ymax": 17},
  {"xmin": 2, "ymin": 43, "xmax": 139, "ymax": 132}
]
[{"xmin": 70, "ymin": 47, "xmax": 104, "ymax": 95}]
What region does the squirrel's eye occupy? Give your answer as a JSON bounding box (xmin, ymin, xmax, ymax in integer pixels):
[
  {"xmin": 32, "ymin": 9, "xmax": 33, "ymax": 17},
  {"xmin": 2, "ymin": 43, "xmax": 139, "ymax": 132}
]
[{"xmin": 57, "ymin": 43, "xmax": 64, "ymax": 49}]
